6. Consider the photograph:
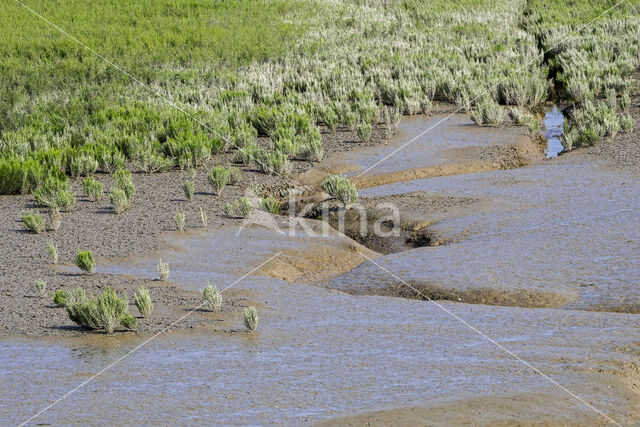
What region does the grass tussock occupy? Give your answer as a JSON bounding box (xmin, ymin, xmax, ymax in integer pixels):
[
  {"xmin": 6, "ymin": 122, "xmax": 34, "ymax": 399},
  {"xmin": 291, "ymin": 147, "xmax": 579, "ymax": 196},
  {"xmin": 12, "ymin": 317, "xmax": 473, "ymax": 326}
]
[
  {"xmin": 134, "ymin": 286, "xmax": 153, "ymax": 317},
  {"xmin": 202, "ymin": 282, "xmax": 222, "ymax": 311},
  {"xmin": 66, "ymin": 287, "xmax": 136, "ymax": 334},
  {"xmin": 156, "ymin": 258, "xmax": 170, "ymax": 281},
  {"xmin": 243, "ymin": 306, "xmax": 258, "ymax": 332},
  {"xmin": 321, "ymin": 175, "xmax": 358, "ymax": 207},
  {"xmin": 46, "ymin": 239, "xmax": 59, "ymax": 263},
  {"xmin": 74, "ymin": 250, "xmax": 96, "ymax": 274},
  {"xmin": 22, "ymin": 210, "xmax": 46, "ymax": 234}
]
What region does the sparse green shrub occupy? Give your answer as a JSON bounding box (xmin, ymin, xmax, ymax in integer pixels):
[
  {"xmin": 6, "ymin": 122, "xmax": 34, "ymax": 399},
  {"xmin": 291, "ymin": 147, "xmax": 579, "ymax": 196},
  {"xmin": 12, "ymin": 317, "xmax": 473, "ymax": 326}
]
[
  {"xmin": 156, "ymin": 259, "xmax": 170, "ymax": 281},
  {"xmin": 69, "ymin": 154, "xmax": 98, "ymax": 177},
  {"xmin": 22, "ymin": 210, "xmax": 46, "ymax": 234},
  {"xmin": 46, "ymin": 239, "xmax": 59, "ymax": 263},
  {"xmin": 109, "ymin": 188, "xmax": 129, "ymax": 214},
  {"xmin": 66, "ymin": 287, "xmax": 136, "ymax": 334},
  {"xmin": 321, "ymin": 107, "xmax": 339, "ymax": 131},
  {"xmin": 182, "ymin": 180, "xmax": 194, "ymax": 201},
  {"xmin": 243, "ymin": 306, "xmax": 258, "ymax": 331},
  {"xmin": 235, "ymin": 197, "xmax": 253, "ymax": 218},
  {"xmin": 508, "ymin": 108, "xmax": 537, "ymax": 128},
  {"xmin": 208, "ymin": 165, "xmax": 229, "ymax": 196},
  {"xmin": 297, "ymin": 137, "xmax": 324, "ymax": 162},
  {"xmin": 82, "ymin": 177, "xmax": 103, "ymax": 201},
  {"xmin": 577, "ymin": 128, "xmax": 599, "ymax": 147},
  {"xmin": 53, "ymin": 289, "xmax": 70, "ymax": 307},
  {"xmin": 321, "ymin": 175, "xmax": 358, "ymax": 207},
  {"xmin": 120, "ymin": 313, "xmax": 137, "ymax": 330},
  {"xmin": 74, "ymin": 250, "xmax": 96, "ymax": 274},
  {"xmin": 356, "ymin": 121, "xmax": 373, "ymax": 143},
  {"xmin": 110, "ymin": 169, "xmax": 135, "ymax": 213},
  {"xmin": 620, "ymin": 114, "xmax": 634, "ymax": 131},
  {"xmin": 620, "ymin": 94, "xmax": 631, "ymax": 112},
  {"xmin": 259, "ymin": 195, "xmax": 281, "ymax": 214},
  {"xmin": 199, "ymin": 206, "xmax": 208, "ymax": 227},
  {"xmin": 48, "ymin": 208, "xmax": 61, "ymax": 232},
  {"xmin": 201, "ymin": 282, "xmax": 222, "ymax": 311},
  {"xmin": 134, "ymin": 148, "xmax": 172, "ymax": 173},
  {"xmin": 605, "ymin": 88, "xmax": 618, "ymax": 110},
  {"xmin": 231, "ymin": 122, "xmax": 258, "ymax": 148},
  {"xmin": 224, "ymin": 202, "xmax": 235, "ymax": 217},
  {"xmin": 173, "ymin": 210, "xmax": 186, "ymax": 231},
  {"xmin": 561, "ymin": 129, "xmax": 577, "ymax": 151},
  {"xmin": 134, "ymin": 286, "xmax": 153, "ymax": 317},
  {"xmin": 35, "ymin": 279, "xmax": 47, "ymax": 298},
  {"xmin": 33, "ymin": 175, "xmax": 76, "ymax": 211},
  {"xmin": 114, "ymin": 169, "xmax": 135, "ymax": 200},
  {"xmin": 471, "ymin": 98, "xmax": 505, "ymax": 126},
  {"xmin": 227, "ymin": 166, "xmax": 242, "ymax": 185},
  {"xmin": 252, "ymin": 149, "xmax": 291, "ymax": 175}
]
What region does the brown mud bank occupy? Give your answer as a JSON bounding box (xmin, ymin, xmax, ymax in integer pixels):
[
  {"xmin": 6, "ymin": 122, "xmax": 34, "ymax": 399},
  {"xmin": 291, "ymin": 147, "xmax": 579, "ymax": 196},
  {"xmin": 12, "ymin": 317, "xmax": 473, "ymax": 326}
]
[
  {"xmin": 0, "ymin": 122, "xmax": 389, "ymax": 336},
  {"xmin": 285, "ymin": 113, "xmax": 640, "ymax": 314},
  {"xmin": 4, "ymin": 217, "xmax": 639, "ymax": 425}
]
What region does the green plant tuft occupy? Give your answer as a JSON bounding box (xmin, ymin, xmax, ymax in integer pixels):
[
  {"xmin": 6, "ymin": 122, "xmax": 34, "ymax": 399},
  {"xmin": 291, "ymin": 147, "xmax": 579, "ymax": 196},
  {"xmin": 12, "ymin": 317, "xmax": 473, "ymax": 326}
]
[
  {"xmin": 53, "ymin": 289, "xmax": 70, "ymax": 307},
  {"xmin": 321, "ymin": 175, "xmax": 358, "ymax": 207},
  {"xmin": 134, "ymin": 286, "xmax": 153, "ymax": 317},
  {"xmin": 243, "ymin": 306, "xmax": 259, "ymax": 331},
  {"xmin": 22, "ymin": 210, "xmax": 46, "ymax": 234},
  {"xmin": 46, "ymin": 239, "xmax": 59, "ymax": 263},
  {"xmin": 74, "ymin": 250, "xmax": 96, "ymax": 274},
  {"xmin": 201, "ymin": 281, "xmax": 222, "ymax": 311},
  {"xmin": 35, "ymin": 279, "xmax": 47, "ymax": 298}
]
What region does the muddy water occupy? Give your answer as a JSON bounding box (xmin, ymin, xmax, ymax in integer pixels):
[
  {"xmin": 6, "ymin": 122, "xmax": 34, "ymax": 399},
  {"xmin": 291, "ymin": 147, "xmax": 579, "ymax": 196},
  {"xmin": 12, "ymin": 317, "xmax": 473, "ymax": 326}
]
[
  {"xmin": 3, "ymin": 114, "xmax": 640, "ymax": 424},
  {"xmin": 544, "ymin": 105, "xmax": 565, "ymax": 158}
]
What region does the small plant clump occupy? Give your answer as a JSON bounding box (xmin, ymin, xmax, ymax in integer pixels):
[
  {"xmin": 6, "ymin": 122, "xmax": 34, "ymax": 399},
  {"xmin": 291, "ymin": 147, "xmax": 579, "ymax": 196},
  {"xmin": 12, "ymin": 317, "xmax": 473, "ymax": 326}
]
[
  {"xmin": 33, "ymin": 175, "xmax": 76, "ymax": 211},
  {"xmin": 259, "ymin": 195, "xmax": 281, "ymax": 214},
  {"xmin": 224, "ymin": 202, "xmax": 235, "ymax": 217},
  {"xmin": 109, "ymin": 189, "xmax": 129, "ymax": 214},
  {"xmin": 22, "ymin": 210, "xmax": 46, "ymax": 234},
  {"xmin": 134, "ymin": 286, "xmax": 153, "ymax": 317},
  {"xmin": 66, "ymin": 287, "xmax": 137, "ymax": 334},
  {"xmin": 508, "ymin": 108, "xmax": 538, "ymax": 129},
  {"xmin": 173, "ymin": 210, "xmax": 186, "ymax": 231},
  {"xmin": 201, "ymin": 282, "xmax": 222, "ymax": 311},
  {"xmin": 235, "ymin": 197, "xmax": 253, "ymax": 218},
  {"xmin": 199, "ymin": 206, "xmax": 208, "ymax": 227},
  {"xmin": 53, "ymin": 289, "xmax": 70, "ymax": 307},
  {"xmin": 208, "ymin": 165, "xmax": 229, "ymax": 197},
  {"xmin": 227, "ymin": 166, "xmax": 242, "ymax": 185},
  {"xmin": 74, "ymin": 250, "xmax": 96, "ymax": 274},
  {"xmin": 243, "ymin": 306, "xmax": 258, "ymax": 332},
  {"xmin": 48, "ymin": 208, "xmax": 61, "ymax": 232},
  {"xmin": 156, "ymin": 259, "xmax": 170, "ymax": 281},
  {"xmin": 321, "ymin": 175, "xmax": 358, "ymax": 207},
  {"xmin": 471, "ymin": 98, "xmax": 505, "ymax": 126},
  {"xmin": 35, "ymin": 279, "xmax": 47, "ymax": 298},
  {"xmin": 110, "ymin": 169, "xmax": 135, "ymax": 213},
  {"xmin": 46, "ymin": 239, "xmax": 59, "ymax": 263},
  {"xmin": 182, "ymin": 180, "xmax": 195, "ymax": 201},
  {"xmin": 356, "ymin": 121, "xmax": 373, "ymax": 142},
  {"xmin": 82, "ymin": 177, "xmax": 104, "ymax": 202}
]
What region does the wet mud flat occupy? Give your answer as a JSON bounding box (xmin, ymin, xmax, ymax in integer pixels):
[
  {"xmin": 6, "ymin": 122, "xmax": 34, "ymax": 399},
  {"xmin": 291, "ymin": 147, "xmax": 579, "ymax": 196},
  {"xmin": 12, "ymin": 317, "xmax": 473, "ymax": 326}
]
[{"xmin": 2, "ymin": 112, "xmax": 640, "ymax": 424}]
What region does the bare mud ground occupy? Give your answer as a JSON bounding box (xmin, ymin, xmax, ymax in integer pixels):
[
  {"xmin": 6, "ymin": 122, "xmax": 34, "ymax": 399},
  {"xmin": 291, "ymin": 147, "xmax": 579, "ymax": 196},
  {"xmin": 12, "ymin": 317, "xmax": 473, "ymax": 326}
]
[{"xmin": 0, "ymin": 125, "xmax": 388, "ymax": 336}]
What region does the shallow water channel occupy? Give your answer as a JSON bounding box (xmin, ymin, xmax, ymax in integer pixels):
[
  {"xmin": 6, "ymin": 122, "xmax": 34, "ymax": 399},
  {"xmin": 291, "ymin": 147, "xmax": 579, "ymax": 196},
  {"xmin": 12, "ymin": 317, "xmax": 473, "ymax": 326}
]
[{"xmin": 2, "ymin": 114, "xmax": 639, "ymax": 425}]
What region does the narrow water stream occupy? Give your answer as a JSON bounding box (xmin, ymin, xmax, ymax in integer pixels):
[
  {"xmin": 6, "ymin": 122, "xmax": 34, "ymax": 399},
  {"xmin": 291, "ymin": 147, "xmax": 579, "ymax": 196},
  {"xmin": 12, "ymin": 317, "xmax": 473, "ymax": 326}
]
[
  {"xmin": 2, "ymin": 114, "xmax": 639, "ymax": 425},
  {"xmin": 543, "ymin": 105, "xmax": 565, "ymax": 158}
]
